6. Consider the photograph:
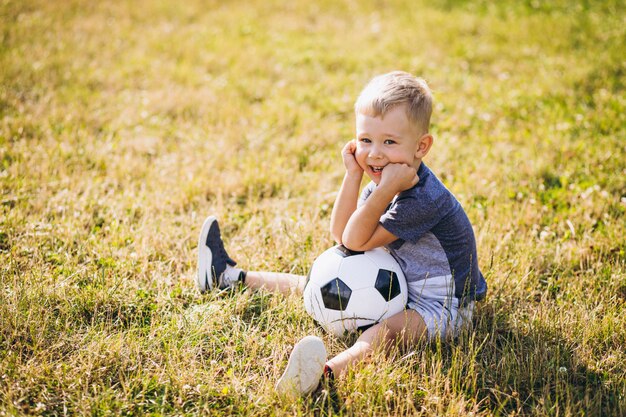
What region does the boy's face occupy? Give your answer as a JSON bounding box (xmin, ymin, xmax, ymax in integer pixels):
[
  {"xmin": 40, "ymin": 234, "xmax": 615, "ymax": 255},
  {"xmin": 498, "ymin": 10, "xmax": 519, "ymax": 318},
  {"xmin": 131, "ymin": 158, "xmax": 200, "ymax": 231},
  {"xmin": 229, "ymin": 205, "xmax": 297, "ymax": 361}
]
[{"xmin": 355, "ymin": 104, "xmax": 425, "ymax": 184}]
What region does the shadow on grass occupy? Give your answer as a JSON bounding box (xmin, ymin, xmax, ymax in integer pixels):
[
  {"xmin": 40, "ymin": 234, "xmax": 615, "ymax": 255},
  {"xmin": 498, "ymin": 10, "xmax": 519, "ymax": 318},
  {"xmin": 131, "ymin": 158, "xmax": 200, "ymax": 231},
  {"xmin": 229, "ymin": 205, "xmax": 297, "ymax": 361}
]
[
  {"xmin": 468, "ymin": 301, "xmax": 626, "ymax": 416},
  {"xmin": 229, "ymin": 289, "xmax": 626, "ymax": 415}
]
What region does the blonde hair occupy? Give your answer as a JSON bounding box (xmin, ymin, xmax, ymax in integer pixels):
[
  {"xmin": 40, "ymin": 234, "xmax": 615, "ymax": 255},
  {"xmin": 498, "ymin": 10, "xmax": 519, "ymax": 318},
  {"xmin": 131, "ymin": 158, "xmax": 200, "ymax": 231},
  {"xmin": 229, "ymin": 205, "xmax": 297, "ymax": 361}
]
[{"xmin": 355, "ymin": 71, "xmax": 433, "ymax": 135}]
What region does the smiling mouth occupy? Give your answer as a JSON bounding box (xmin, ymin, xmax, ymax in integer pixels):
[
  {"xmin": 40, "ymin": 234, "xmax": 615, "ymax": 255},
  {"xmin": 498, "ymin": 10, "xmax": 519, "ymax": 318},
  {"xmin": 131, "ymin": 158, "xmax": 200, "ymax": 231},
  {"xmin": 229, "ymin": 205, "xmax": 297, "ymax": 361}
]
[{"xmin": 370, "ymin": 166, "xmax": 384, "ymax": 174}]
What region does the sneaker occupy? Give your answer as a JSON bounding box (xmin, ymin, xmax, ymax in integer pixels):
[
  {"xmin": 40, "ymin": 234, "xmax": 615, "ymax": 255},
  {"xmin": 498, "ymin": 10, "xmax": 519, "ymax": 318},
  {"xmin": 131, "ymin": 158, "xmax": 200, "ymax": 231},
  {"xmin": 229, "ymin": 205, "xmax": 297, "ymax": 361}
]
[
  {"xmin": 197, "ymin": 216, "xmax": 242, "ymax": 292},
  {"xmin": 276, "ymin": 336, "xmax": 327, "ymax": 397}
]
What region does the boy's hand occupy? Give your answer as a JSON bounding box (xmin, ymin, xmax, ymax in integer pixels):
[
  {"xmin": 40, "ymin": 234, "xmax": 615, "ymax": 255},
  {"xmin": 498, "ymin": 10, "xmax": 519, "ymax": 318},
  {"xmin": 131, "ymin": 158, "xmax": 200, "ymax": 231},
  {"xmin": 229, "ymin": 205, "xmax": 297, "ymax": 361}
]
[
  {"xmin": 341, "ymin": 140, "xmax": 363, "ymax": 176},
  {"xmin": 379, "ymin": 163, "xmax": 419, "ymax": 193}
]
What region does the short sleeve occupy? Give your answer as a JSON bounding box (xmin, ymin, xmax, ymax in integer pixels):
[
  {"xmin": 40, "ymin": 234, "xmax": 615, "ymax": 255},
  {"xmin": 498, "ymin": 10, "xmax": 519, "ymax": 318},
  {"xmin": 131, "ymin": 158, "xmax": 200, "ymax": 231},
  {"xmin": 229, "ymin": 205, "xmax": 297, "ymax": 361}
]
[
  {"xmin": 379, "ymin": 191, "xmax": 445, "ymax": 244},
  {"xmin": 358, "ymin": 181, "xmax": 376, "ymax": 208}
]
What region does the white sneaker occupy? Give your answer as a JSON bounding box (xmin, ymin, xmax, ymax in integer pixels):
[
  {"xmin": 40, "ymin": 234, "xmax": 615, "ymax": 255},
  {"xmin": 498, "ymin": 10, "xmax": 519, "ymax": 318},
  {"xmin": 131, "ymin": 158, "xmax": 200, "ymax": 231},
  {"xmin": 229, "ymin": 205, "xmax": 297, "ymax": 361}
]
[{"xmin": 276, "ymin": 336, "xmax": 327, "ymax": 396}]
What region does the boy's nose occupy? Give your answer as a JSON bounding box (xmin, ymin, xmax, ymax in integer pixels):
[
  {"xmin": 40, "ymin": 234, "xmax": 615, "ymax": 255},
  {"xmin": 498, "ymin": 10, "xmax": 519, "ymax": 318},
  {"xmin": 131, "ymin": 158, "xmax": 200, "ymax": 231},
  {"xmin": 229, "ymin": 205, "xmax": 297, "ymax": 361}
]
[{"xmin": 369, "ymin": 148, "xmax": 384, "ymax": 159}]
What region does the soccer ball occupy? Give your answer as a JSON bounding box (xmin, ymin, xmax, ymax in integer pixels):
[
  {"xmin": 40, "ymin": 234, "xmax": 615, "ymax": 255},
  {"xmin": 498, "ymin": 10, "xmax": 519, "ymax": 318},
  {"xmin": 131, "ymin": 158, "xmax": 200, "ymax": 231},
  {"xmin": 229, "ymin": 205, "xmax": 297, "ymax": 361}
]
[{"xmin": 303, "ymin": 245, "xmax": 408, "ymax": 337}]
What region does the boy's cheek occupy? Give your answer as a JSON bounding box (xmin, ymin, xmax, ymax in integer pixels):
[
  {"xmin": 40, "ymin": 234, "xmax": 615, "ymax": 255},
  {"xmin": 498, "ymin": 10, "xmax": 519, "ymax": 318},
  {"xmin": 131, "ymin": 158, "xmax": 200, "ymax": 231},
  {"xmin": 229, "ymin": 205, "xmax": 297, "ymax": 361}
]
[
  {"xmin": 356, "ymin": 153, "xmax": 370, "ymax": 168},
  {"xmin": 354, "ymin": 147, "xmax": 368, "ymax": 160}
]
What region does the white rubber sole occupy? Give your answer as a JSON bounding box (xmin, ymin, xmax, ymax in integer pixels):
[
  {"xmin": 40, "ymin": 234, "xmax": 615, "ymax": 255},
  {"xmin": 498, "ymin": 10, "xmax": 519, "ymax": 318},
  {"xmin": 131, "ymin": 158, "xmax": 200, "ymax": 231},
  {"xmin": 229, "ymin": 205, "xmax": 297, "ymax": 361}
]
[
  {"xmin": 275, "ymin": 336, "xmax": 327, "ymax": 396},
  {"xmin": 196, "ymin": 216, "xmax": 216, "ymax": 292}
]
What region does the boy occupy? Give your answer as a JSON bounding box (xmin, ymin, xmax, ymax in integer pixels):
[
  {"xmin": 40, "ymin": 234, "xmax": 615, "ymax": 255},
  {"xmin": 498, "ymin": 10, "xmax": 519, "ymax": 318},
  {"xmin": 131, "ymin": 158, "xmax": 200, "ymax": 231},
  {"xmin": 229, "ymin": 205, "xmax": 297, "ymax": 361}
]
[{"xmin": 197, "ymin": 71, "xmax": 487, "ymax": 396}]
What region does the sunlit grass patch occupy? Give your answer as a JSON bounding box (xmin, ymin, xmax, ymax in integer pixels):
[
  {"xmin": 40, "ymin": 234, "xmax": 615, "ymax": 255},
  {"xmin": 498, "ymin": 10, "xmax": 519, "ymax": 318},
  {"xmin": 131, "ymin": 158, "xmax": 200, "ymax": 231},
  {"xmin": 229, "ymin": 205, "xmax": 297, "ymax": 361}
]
[{"xmin": 1, "ymin": 0, "xmax": 625, "ymax": 415}]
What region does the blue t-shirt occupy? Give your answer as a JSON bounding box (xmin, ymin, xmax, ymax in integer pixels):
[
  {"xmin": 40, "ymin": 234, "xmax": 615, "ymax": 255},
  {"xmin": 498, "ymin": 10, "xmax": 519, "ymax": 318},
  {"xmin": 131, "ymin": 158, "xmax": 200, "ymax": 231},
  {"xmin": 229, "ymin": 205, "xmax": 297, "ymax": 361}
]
[{"xmin": 358, "ymin": 163, "xmax": 487, "ymax": 302}]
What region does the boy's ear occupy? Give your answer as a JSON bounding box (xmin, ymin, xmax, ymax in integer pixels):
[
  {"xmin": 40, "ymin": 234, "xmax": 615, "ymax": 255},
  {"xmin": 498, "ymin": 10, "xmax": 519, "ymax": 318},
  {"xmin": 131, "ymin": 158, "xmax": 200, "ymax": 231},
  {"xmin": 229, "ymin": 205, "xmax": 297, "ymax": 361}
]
[{"xmin": 415, "ymin": 133, "xmax": 433, "ymax": 158}]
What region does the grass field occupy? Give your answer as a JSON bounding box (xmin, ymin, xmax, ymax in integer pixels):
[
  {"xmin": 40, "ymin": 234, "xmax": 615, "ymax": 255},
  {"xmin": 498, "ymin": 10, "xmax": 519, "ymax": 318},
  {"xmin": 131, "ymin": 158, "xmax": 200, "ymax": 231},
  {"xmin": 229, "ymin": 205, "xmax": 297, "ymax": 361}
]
[{"xmin": 1, "ymin": 0, "xmax": 625, "ymax": 415}]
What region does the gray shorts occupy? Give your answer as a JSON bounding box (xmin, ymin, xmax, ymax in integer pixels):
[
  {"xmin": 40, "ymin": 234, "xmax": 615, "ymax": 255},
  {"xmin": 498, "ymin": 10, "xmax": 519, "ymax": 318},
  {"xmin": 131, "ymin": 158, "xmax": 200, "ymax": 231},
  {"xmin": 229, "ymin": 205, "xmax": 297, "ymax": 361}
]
[{"xmin": 406, "ymin": 275, "xmax": 474, "ymax": 340}]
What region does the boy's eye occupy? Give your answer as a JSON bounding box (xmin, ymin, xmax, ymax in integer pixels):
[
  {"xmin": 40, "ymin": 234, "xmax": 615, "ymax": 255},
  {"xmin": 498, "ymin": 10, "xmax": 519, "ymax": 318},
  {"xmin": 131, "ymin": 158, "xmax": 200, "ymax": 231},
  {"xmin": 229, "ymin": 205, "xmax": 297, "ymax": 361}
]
[
  {"xmin": 360, "ymin": 138, "xmax": 371, "ymax": 143},
  {"xmin": 384, "ymin": 139, "xmax": 395, "ymax": 145}
]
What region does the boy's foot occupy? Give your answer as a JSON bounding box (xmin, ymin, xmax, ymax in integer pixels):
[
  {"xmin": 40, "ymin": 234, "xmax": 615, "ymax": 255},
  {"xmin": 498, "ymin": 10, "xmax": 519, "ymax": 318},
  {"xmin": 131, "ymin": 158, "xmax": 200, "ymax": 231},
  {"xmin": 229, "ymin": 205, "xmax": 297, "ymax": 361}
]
[
  {"xmin": 197, "ymin": 216, "xmax": 244, "ymax": 292},
  {"xmin": 276, "ymin": 336, "xmax": 327, "ymax": 397}
]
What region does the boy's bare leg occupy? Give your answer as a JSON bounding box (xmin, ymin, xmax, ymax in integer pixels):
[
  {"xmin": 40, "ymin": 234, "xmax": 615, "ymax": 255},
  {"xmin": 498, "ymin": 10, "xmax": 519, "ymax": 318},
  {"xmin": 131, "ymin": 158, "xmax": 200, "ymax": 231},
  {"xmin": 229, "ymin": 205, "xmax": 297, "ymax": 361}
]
[
  {"xmin": 325, "ymin": 309, "xmax": 428, "ymax": 377},
  {"xmin": 196, "ymin": 215, "xmax": 308, "ymax": 295},
  {"xmin": 245, "ymin": 271, "xmax": 307, "ymax": 296}
]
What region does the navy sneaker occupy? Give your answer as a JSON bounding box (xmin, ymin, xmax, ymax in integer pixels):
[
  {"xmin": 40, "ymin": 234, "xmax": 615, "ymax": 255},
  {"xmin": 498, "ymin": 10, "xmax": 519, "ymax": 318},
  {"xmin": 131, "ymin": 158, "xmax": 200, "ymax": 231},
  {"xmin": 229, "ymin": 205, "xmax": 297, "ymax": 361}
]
[{"xmin": 197, "ymin": 216, "xmax": 242, "ymax": 292}]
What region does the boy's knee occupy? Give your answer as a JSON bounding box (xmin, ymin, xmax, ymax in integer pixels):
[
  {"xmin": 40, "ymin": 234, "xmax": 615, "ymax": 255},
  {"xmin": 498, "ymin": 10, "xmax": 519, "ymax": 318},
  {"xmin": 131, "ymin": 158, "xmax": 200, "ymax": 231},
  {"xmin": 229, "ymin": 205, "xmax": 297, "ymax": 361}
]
[
  {"xmin": 384, "ymin": 310, "xmax": 428, "ymax": 344},
  {"xmin": 360, "ymin": 310, "xmax": 427, "ymax": 348},
  {"xmin": 367, "ymin": 319, "xmax": 404, "ymax": 346}
]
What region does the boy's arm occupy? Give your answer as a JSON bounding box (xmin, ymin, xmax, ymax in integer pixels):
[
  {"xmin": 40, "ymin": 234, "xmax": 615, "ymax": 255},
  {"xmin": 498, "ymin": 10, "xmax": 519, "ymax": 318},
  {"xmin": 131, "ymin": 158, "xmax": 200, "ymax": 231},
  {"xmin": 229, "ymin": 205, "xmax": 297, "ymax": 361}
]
[
  {"xmin": 330, "ymin": 172, "xmax": 362, "ymax": 244},
  {"xmin": 330, "ymin": 141, "xmax": 363, "ymax": 244},
  {"xmin": 342, "ymin": 163, "xmax": 418, "ymax": 251},
  {"xmin": 341, "ymin": 186, "xmax": 398, "ymax": 251}
]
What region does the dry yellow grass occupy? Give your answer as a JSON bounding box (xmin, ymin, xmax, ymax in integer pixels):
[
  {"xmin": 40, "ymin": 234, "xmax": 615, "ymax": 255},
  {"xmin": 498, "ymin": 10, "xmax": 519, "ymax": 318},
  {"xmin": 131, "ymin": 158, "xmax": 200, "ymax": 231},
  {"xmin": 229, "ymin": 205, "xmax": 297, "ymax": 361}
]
[{"xmin": 1, "ymin": 0, "xmax": 625, "ymax": 415}]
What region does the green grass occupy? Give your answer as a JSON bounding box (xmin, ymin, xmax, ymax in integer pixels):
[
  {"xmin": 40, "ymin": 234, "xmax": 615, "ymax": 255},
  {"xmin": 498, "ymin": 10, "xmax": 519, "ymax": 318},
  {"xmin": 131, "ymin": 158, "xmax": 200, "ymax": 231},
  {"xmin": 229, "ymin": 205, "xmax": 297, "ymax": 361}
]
[{"xmin": 1, "ymin": 0, "xmax": 625, "ymax": 415}]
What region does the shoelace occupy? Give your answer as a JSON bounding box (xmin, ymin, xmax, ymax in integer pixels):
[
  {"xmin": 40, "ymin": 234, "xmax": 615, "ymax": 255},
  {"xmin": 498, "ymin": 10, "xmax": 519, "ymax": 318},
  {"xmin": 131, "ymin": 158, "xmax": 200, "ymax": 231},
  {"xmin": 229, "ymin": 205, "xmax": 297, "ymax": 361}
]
[{"xmin": 215, "ymin": 233, "xmax": 234, "ymax": 266}]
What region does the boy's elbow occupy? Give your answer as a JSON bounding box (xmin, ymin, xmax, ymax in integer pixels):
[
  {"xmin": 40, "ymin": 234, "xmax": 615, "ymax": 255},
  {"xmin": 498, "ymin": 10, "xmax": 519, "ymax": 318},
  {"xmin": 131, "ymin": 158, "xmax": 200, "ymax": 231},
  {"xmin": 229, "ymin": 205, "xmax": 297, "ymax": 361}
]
[
  {"xmin": 341, "ymin": 235, "xmax": 366, "ymax": 252},
  {"xmin": 342, "ymin": 242, "xmax": 363, "ymax": 252}
]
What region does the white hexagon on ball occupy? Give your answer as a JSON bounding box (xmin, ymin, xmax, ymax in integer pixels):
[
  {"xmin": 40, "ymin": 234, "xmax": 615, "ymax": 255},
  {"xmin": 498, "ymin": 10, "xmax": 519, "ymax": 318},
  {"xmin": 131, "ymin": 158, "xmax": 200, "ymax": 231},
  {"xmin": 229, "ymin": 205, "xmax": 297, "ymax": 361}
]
[{"xmin": 303, "ymin": 245, "xmax": 408, "ymax": 337}]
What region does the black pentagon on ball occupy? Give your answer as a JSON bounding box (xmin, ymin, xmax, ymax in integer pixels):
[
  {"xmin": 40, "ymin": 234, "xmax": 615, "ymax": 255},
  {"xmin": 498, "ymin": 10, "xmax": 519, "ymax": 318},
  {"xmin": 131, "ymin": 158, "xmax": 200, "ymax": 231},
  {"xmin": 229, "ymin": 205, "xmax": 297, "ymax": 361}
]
[
  {"xmin": 375, "ymin": 269, "xmax": 401, "ymax": 301},
  {"xmin": 320, "ymin": 278, "xmax": 352, "ymax": 311},
  {"xmin": 334, "ymin": 245, "xmax": 364, "ymax": 258}
]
